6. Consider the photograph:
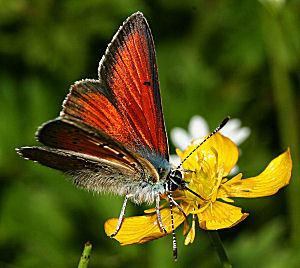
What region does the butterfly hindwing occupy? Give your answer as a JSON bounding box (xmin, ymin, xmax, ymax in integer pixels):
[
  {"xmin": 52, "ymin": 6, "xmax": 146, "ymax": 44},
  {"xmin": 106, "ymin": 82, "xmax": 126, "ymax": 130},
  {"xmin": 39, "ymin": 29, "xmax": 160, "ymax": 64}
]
[
  {"xmin": 37, "ymin": 117, "xmax": 136, "ymax": 167},
  {"xmin": 35, "ymin": 118, "xmax": 160, "ymax": 183},
  {"xmin": 17, "ymin": 146, "xmax": 145, "ymax": 195}
]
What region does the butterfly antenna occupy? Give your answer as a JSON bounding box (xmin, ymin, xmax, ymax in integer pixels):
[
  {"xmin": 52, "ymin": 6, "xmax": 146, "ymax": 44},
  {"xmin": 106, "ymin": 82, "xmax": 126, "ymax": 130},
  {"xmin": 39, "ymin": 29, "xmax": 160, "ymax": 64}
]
[
  {"xmin": 177, "ymin": 116, "xmax": 230, "ymax": 169},
  {"xmin": 168, "ymin": 192, "xmax": 178, "ymax": 261}
]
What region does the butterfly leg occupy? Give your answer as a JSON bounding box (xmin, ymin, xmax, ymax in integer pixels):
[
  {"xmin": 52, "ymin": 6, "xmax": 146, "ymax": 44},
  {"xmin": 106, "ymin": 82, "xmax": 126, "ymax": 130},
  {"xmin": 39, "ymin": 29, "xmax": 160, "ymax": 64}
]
[
  {"xmin": 155, "ymin": 194, "xmax": 167, "ymax": 234},
  {"xmin": 110, "ymin": 194, "xmax": 133, "ymax": 238},
  {"xmin": 168, "ymin": 195, "xmax": 189, "ymax": 224}
]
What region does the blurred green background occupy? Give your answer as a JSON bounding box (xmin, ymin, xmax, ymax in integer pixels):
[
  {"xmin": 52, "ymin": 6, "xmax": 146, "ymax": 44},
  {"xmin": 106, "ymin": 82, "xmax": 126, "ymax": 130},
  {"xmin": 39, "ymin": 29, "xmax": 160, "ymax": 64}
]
[{"xmin": 1, "ymin": 0, "xmax": 299, "ymax": 267}]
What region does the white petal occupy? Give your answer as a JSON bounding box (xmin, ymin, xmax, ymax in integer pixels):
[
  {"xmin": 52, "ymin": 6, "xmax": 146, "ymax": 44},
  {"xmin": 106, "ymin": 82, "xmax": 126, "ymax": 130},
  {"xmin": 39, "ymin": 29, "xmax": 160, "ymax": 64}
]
[
  {"xmin": 220, "ymin": 119, "xmax": 251, "ymax": 145},
  {"xmin": 220, "ymin": 119, "xmax": 241, "ymax": 135},
  {"xmin": 222, "ymin": 127, "xmax": 251, "ymax": 145},
  {"xmin": 228, "ymin": 165, "xmax": 239, "ymax": 176},
  {"xmin": 169, "ymin": 154, "xmax": 181, "ymax": 166},
  {"xmin": 231, "ymin": 127, "xmax": 251, "ymax": 145},
  {"xmin": 170, "ymin": 127, "xmax": 191, "ymax": 150},
  {"xmin": 189, "ymin": 115, "xmax": 210, "ymax": 139}
]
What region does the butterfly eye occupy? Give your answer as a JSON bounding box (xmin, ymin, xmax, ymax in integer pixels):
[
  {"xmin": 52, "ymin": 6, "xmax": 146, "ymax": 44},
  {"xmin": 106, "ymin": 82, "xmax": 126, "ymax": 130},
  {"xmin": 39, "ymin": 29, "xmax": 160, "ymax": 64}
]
[{"xmin": 167, "ymin": 169, "xmax": 183, "ymax": 191}]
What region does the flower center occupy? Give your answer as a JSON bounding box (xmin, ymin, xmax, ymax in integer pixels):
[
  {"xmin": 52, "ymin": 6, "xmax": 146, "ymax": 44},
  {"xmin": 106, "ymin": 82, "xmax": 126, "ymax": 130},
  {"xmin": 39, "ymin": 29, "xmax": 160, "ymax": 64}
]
[{"xmin": 183, "ymin": 147, "xmax": 224, "ymax": 205}]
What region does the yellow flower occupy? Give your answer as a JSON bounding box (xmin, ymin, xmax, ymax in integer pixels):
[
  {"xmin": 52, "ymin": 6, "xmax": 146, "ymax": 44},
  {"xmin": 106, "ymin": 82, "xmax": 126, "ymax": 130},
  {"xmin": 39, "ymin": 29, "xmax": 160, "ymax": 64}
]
[{"xmin": 104, "ymin": 133, "xmax": 292, "ymax": 246}]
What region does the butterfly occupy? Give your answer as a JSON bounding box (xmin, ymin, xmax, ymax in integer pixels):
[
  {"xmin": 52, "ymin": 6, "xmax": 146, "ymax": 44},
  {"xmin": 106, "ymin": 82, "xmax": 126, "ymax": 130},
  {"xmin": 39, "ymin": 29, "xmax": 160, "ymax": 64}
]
[{"xmin": 17, "ymin": 11, "xmax": 229, "ymax": 260}]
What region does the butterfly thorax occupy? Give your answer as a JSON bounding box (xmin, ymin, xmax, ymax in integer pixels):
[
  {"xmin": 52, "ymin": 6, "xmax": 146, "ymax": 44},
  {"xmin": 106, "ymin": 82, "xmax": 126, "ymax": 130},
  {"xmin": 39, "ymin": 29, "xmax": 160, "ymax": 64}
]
[
  {"xmin": 130, "ymin": 151, "xmax": 186, "ymax": 204},
  {"xmin": 128, "ymin": 154, "xmax": 172, "ymax": 204}
]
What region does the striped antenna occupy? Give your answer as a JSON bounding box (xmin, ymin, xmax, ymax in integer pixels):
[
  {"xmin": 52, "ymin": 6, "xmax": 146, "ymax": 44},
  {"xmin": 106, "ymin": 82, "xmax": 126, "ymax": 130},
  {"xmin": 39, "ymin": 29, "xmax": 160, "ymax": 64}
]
[{"xmin": 177, "ymin": 116, "xmax": 230, "ymax": 169}]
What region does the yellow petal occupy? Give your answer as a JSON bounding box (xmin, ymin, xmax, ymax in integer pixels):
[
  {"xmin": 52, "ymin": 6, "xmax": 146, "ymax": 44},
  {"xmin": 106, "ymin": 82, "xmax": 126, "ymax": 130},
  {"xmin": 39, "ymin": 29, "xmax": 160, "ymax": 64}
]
[
  {"xmin": 144, "ymin": 201, "xmax": 169, "ymax": 214},
  {"xmin": 219, "ymin": 148, "xmax": 292, "ymax": 198},
  {"xmin": 104, "ymin": 205, "xmax": 189, "ymax": 245},
  {"xmin": 178, "ymin": 133, "xmax": 239, "ymax": 178},
  {"xmin": 184, "ymin": 215, "xmax": 196, "ymax": 245},
  {"xmin": 183, "ymin": 215, "xmax": 190, "ymax": 235},
  {"xmin": 197, "ymin": 201, "xmax": 248, "ymax": 230},
  {"xmin": 217, "ymin": 173, "xmax": 243, "ymax": 200}
]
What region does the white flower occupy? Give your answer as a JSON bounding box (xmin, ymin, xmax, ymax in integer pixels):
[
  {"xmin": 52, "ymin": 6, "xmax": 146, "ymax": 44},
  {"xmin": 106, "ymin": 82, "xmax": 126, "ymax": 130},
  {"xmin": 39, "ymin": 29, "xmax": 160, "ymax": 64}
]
[{"xmin": 170, "ymin": 115, "xmax": 250, "ymax": 175}]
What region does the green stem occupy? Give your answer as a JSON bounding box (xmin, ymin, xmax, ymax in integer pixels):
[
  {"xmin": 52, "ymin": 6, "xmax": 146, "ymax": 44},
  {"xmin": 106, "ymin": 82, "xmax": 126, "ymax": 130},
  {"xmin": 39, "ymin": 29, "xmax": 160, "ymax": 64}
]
[
  {"xmin": 78, "ymin": 242, "xmax": 92, "ymax": 268},
  {"xmin": 260, "ymin": 5, "xmax": 300, "ymax": 249},
  {"xmin": 209, "ymin": 231, "xmax": 232, "ymax": 268}
]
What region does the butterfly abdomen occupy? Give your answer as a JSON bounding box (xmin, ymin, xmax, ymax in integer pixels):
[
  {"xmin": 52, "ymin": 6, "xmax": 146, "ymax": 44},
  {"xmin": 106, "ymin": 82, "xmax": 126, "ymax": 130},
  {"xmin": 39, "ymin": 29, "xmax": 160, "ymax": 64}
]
[{"xmin": 68, "ymin": 167, "xmax": 167, "ymax": 204}]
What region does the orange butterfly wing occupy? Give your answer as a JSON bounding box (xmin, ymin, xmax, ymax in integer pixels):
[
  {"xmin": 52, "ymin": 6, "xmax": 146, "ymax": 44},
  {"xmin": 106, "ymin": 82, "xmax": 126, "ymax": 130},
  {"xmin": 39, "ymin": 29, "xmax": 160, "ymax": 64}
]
[{"xmin": 61, "ymin": 12, "xmax": 169, "ymax": 164}]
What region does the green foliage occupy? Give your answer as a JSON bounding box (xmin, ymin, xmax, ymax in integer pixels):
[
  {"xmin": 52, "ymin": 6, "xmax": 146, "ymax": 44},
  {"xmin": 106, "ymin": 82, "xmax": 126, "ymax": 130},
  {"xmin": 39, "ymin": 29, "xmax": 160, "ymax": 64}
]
[{"xmin": 1, "ymin": 0, "xmax": 299, "ymax": 267}]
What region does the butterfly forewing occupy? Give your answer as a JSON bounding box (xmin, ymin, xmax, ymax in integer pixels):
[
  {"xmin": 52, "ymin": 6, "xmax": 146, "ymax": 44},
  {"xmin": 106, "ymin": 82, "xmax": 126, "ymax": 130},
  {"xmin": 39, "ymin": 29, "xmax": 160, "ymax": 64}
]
[
  {"xmin": 61, "ymin": 12, "xmax": 169, "ymax": 164},
  {"xmin": 62, "ymin": 79, "xmax": 133, "ymax": 148}
]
